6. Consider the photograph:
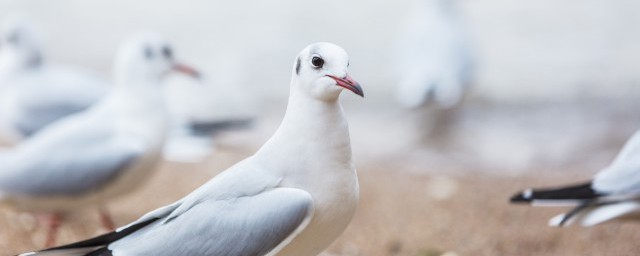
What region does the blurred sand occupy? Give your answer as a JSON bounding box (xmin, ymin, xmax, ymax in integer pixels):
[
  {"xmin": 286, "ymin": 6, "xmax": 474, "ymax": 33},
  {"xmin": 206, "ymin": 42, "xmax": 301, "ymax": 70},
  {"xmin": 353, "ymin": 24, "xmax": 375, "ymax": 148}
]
[{"xmin": 2, "ymin": 141, "xmax": 640, "ymax": 256}]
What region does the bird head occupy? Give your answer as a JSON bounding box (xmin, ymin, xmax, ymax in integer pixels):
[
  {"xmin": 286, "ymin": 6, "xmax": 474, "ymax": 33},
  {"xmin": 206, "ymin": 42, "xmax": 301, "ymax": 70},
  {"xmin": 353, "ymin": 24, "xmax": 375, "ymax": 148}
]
[
  {"xmin": 0, "ymin": 15, "xmax": 43, "ymax": 69},
  {"xmin": 292, "ymin": 42, "xmax": 363, "ymax": 101},
  {"xmin": 114, "ymin": 32, "xmax": 199, "ymax": 86}
]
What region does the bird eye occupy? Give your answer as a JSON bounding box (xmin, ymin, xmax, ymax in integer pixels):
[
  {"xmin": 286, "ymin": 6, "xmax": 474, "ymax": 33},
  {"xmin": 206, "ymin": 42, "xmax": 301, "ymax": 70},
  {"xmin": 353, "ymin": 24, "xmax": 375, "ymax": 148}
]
[
  {"xmin": 162, "ymin": 46, "xmax": 173, "ymax": 59},
  {"xmin": 311, "ymin": 56, "xmax": 324, "ymax": 69}
]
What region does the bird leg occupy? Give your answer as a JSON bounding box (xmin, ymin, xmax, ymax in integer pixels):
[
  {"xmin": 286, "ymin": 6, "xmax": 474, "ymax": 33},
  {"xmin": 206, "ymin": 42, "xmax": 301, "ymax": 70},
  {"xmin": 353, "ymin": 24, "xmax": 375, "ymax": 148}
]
[
  {"xmin": 43, "ymin": 213, "xmax": 62, "ymax": 247},
  {"xmin": 98, "ymin": 207, "xmax": 115, "ymax": 231}
]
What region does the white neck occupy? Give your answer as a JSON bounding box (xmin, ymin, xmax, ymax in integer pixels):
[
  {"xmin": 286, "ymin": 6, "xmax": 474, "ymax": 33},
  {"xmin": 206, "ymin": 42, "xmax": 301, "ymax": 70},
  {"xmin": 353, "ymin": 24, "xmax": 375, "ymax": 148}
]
[
  {"xmin": 107, "ymin": 80, "xmax": 168, "ymax": 144},
  {"xmin": 255, "ymin": 82, "xmax": 353, "ymax": 175}
]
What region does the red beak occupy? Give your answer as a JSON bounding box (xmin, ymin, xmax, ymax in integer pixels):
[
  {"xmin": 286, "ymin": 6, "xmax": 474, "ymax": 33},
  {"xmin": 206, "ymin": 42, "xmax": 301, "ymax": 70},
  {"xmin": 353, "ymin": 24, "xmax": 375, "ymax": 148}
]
[
  {"xmin": 172, "ymin": 63, "xmax": 201, "ymax": 79},
  {"xmin": 326, "ymin": 74, "xmax": 364, "ymax": 97}
]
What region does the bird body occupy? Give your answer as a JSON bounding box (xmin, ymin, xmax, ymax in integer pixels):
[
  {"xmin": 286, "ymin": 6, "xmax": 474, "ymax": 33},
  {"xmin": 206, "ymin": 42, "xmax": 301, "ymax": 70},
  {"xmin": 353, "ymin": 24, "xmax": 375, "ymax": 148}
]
[
  {"xmin": 2, "ymin": 32, "xmax": 199, "ymax": 246},
  {"xmin": 395, "ymin": 0, "xmax": 473, "ymax": 109},
  {"xmin": 0, "ymin": 96, "xmax": 163, "ymax": 212},
  {"xmin": 23, "ymin": 42, "xmax": 363, "ymax": 256}
]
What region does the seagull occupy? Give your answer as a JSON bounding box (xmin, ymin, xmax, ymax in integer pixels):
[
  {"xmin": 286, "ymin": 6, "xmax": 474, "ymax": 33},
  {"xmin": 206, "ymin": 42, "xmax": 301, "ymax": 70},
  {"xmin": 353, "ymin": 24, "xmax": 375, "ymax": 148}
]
[
  {"xmin": 395, "ymin": 0, "xmax": 474, "ymax": 109},
  {"xmin": 511, "ymin": 130, "xmax": 640, "ymax": 227},
  {"xmin": 0, "ymin": 32, "xmax": 199, "ymax": 247},
  {"xmin": 22, "ymin": 42, "xmax": 363, "ymax": 256},
  {"xmin": 0, "ymin": 15, "xmax": 109, "ymax": 144}
]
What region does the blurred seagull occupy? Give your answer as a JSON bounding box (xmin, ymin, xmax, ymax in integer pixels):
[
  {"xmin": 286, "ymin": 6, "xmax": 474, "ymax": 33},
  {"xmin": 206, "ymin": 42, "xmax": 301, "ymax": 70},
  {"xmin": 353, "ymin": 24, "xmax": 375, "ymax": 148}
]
[
  {"xmin": 0, "ymin": 15, "xmax": 108, "ymax": 143},
  {"xmin": 511, "ymin": 130, "xmax": 640, "ymax": 227},
  {"xmin": 0, "ymin": 32, "xmax": 199, "ymax": 246},
  {"xmin": 395, "ymin": 0, "xmax": 473, "ymax": 109},
  {"xmin": 22, "ymin": 42, "xmax": 363, "ymax": 255}
]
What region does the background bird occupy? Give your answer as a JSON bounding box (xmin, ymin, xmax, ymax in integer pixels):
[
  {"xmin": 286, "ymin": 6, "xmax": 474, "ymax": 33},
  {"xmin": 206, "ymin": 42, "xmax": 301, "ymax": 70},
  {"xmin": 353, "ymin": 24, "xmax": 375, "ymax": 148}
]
[
  {"xmin": 393, "ymin": 0, "xmax": 475, "ymax": 148},
  {"xmin": 511, "ymin": 130, "xmax": 640, "ymax": 227},
  {"xmin": 0, "ymin": 15, "xmax": 108, "ymax": 144},
  {"xmin": 0, "ymin": 32, "xmax": 199, "ymax": 247},
  {"xmin": 394, "ymin": 0, "xmax": 474, "ymax": 109},
  {"xmin": 22, "ymin": 42, "xmax": 363, "ymax": 256}
]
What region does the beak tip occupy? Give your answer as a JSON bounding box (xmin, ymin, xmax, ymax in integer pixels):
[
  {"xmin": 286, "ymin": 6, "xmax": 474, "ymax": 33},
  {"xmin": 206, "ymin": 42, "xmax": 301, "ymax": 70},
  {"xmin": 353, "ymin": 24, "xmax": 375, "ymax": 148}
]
[
  {"xmin": 352, "ymin": 83, "xmax": 364, "ymax": 97},
  {"xmin": 327, "ymin": 74, "xmax": 364, "ymax": 98},
  {"xmin": 173, "ymin": 63, "xmax": 201, "ymax": 80}
]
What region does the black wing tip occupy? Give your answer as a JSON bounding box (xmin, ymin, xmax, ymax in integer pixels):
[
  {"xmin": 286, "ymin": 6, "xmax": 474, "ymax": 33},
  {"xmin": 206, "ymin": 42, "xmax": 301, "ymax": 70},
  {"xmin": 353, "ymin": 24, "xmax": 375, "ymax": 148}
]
[
  {"xmin": 510, "ymin": 189, "xmax": 534, "ymax": 203},
  {"xmin": 86, "ymin": 247, "xmax": 113, "ymax": 256},
  {"xmin": 509, "ymin": 181, "xmax": 599, "ymax": 203},
  {"xmin": 189, "ymin": 118, "xmax": 254, "ymax": 136},
  {"xmin": 35, "ymin": 217, "xmax": 160, "ymax": 254}
]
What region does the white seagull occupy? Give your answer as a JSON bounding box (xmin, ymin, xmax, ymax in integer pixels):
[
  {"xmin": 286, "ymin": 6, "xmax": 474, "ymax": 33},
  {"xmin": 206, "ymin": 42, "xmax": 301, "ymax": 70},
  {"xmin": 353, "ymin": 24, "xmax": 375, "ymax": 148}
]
[
  {"xmin": 23, "ymin": 42, "xmax": 363, "ymax": 256},
  {"xmin": 0, "ymin": 33, "xmax": 199, "ymax": 246},
  {"xmin": 511, "ymin": 130, "xmax": 640, "ymax": 227},
  {"xmin": 395, "ymin": 0, "xmax": 474, "ymax": 109},
  {"xmin": 0, "ymin": 15, "xmax": 108, "ymax": 144}
]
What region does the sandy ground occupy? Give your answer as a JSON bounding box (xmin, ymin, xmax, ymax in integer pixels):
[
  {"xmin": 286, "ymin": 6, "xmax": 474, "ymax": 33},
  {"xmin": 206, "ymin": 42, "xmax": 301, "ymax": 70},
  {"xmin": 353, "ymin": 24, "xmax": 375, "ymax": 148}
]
[{"xmin": 2, "ymin": 141, "xmax": 640, "ymax": 256}]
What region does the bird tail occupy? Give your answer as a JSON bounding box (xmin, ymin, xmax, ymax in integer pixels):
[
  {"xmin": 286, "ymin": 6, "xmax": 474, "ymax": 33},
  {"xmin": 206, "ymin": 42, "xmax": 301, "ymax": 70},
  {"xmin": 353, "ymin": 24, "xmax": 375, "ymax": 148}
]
[
  {"xmin": 188, "ymin": 118, "xmax": 253, "ymax": 137},
  {"xmin": 549, "ymin": 201, "xmax": 640, "ymax": 227},
  {"xmin": 17, "ymin": 247, "xmax": 106, "ymax": 256},
  {"xmin": 17, "ymin": 218, "xmax": 158, "ymax": 256},
  {"xmin": 510, "ymin": 181, "xmax": 600, "ymax": 206}
]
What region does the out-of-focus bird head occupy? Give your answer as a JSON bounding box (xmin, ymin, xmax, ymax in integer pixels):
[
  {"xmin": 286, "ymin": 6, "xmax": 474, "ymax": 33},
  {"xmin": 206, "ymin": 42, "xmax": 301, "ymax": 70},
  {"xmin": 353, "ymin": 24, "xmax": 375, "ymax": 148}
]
[
  {"xmin": 0, "ymin": 15, "xmax": 43, "ymax": 70},
  {"xmin": 292, "ymin": 42, "xmax": 363, "ymax": 101},
  {"xmin": 114, "ymin": 32, "xmax": 199, "ymax": 87}
]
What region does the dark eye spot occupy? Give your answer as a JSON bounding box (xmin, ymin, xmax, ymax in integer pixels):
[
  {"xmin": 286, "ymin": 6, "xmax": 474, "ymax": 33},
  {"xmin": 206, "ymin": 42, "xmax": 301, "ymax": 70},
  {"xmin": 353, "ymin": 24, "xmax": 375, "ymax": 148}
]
[
  {"xmin": 144, "ymin": 46, "xmax": 154, "ymax": 59},
  {"xmin": 311, "ymin": 56, "xmax": 324, "ymax": 69},
  {"xmin": 295, "ymin": 57, "xmax": 301, "ymax": 75},
  {"xmin": 162, "ymin": 46, "xmax": 173, "ymax": 59}
]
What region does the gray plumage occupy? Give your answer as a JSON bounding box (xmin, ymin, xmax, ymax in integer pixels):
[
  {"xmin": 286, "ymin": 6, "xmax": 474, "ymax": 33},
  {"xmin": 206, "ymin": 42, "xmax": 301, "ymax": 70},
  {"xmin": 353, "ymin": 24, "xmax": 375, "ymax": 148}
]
[
  {"xmin": 0, "ymin": 105, "xmax": 146, "ymax": 197},
  {"xmin": 112, "ymin": 188, "xmax": 312, "ymax": 255}
]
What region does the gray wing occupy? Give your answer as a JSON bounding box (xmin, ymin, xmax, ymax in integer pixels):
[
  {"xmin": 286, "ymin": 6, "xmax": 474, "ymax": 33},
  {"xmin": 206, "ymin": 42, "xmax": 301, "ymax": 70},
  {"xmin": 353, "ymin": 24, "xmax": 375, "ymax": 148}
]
[
  {"xmin": 593, "ymin": 131, "xmax": 640, "ymax": 194},
  {"xmin": 0, "ymin": 123, "xmax": 146, "ymax": 196},
  {"xmin": 10, "ymin": 69, "xmax": 107, "ymax": 136},
  {"xmin": 110, "ymin": 187, "xmax": 313, "ymax": 255},
  {"xmin": 13, "ymin": 100, "xmax": 91, "ymax": 136}
]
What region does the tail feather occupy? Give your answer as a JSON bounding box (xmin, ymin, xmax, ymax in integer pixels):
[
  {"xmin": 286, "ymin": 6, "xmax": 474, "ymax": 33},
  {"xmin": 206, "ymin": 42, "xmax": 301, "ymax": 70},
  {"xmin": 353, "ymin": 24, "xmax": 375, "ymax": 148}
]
[
  {"xmin": 85, "ymin": 247, "xmax": 112, "ymax": 256},
  {"xmin": 581, "ymin": 202, "xmax": 640, "ymax": 226},
  {"xmin": 549, "ymin": 213, "xmax": 572, "ymax": 227},
  {"xmin": 18, "ymin": 248, "xmax": 99, "ymax": 256},
  {"xmin": 548, "ymin": 202, "xmax": 640, "ymax": 227},
  {"xmin": 552, "ymin": 204, "xmax": 590, "ymax": 227},
  {"xmin": 19, "ymin": 217, "xmax": 158, "ymax": 256},
  {"xmin": 188, "ymin": 118, "xmax": 253, "ymax": 137},
  {"xmin": 510, "ymin": 181, "xmax": 601, "ymax": 206}
]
